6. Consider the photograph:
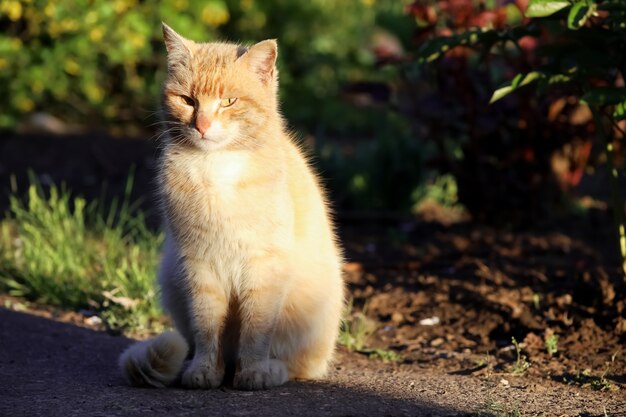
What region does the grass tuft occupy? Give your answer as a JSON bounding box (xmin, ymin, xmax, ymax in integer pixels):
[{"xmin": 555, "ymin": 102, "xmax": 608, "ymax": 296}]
[
  {"xmin": 0, "ymin": 177, "xmax": 163, "ymax": 334},
  {"xmin": 338, "ymin": 298, "xmax": 403, "ymax": 363},
  {"xmin": 367, "ymin": 348, "xmax": 403, "ymax": 363},
  {"xmin": 545, "ymin": 333, "xmax": 558, "ymax": 357},
  {"xmin": 338, "ymin": 298, "xmax": 376, "ymax": 352},
  {"xmin": 564, "ymin": 353, "xmax": 619, "ymax": 392},
  {"xmin": 475, "ymin": 399, "xmax": 524, "ymax": 417},
  {"xmin": 509, "ymin": 337, "xmax": 531, "ymax": 376}
]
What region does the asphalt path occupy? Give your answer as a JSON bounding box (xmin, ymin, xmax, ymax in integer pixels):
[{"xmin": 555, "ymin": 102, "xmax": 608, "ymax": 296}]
[{"xmin": 1, "ymin": 308, "xmax": 623, "ymax": 416}]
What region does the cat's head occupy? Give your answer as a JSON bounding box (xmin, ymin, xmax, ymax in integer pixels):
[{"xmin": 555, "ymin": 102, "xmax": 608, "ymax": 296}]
[{"xmin": 160, "ymin": 23, "xmax": 279, "ymax": 151}]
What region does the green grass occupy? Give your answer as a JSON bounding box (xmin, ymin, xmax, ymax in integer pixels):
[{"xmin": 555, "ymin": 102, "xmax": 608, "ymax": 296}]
[
  {"xmin": 338, "ymin": 298, "xmax": 376, "ymax": 352},
  {"xmin": 367, "ymin": 348, "xmax": 403, "ymax": 363},
  {"xmin": 564, "ymin": 369, "xmax": 616, "ymax": 391},
  {"xmin": 508, "ymin": 337, "xmax": 531, "ymax": 376},
  {"xmin": 474, "ymin": 400, "xmax": 524, "ymax": 417},
  {"xmin": 0, "ymin": 177, "xmax": 164, "ymax": 334},
  {"xmin": 545, "ymin": 334, "xmax": 558, "ymax": 357},
  {"xmin": 338, "ymin": 298, "xmax": 403, "ymax": 363},
  {"xmin": 564, "ymin": 353, "xmax": 619, "ymax": 392}
]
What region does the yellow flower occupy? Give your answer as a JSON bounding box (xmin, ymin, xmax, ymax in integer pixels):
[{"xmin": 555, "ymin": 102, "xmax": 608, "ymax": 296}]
[
  {"xmin": 64, "ymin": 59, "xmax": 81, "ymax": 75},
  {"xmin": 2, "ymin": 1, "xmax": 22, "ymax": 21},
  {"xmin": 128, "ymin": 33, "xmax": 145, "ymax": 49},
  {"xmin": 24, "ymin": 7, "xmax": 43, "ymax": 36},
  {"xmin": 0, "ymin": 58, "xmax": 7, "ymax": 70},
  {"xmin": 44, "ymin": 2, "xmax": 55, "ymax": 18},
  {"xmin": 173, "ymin": 0, "xmax": 188, "ymax": 11},
  {"xmin": 60, "ymin": 19, "xmax": 79, "ymax": 32},
  {"xmin": 16, "ymin": 97, "xmax": 35, "ymax": 112},
  {"xmin": 114, "ymin": 0, "xmax": 134, "ymax": 14},
  {"xmin": 201, "ymin": 3, "xmax": 229, "ymax": 27},
  {"xmin": 84, "ymin": 84, "xmax": 104, "ymax": 103},
  {"xmin": 127, "ymin": 75, "xmax": 143, "ymax": 89},
  {"xmin": 48, "ymin": 21, "xmax": 61, "ymax": 38},
  {"xmin": 85, "ymin": 11, "xmax": 98, "ymax": 25},
  {"xmin": 89, "ymin": 27, "xmax": 104, "ymax": 42}
]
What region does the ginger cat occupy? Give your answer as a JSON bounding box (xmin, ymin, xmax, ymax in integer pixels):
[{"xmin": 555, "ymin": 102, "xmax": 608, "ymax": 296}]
[{"xmin": 118, "ymin": 23, "xmax": 345, "ymax": 391}]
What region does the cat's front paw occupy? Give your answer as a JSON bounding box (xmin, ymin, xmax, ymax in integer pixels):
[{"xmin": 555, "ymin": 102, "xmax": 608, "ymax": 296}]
[
  {"xmin": 233, "ymin": 359, "xmax": 288, "ymax": 390},
  {"xmin": 182, "ymin": 363, "xmax": 224, "ymax": 389}
]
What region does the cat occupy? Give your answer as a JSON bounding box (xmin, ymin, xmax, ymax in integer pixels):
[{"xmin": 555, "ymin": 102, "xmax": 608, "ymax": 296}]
[{"xmin": 118, "ymin": 23, "xmax": 345, "ymax": 391}]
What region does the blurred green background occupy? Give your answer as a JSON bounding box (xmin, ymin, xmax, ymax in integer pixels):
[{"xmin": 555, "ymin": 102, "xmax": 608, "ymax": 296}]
[
  {"xmin": 1, "ymin": 0, "xmax": 624, "ymax": 218},
  {"xmin": 1, "ymin": 0, "xmax": 431, "ymax": 212},
  {"xmin": 0, "ymin": 0, "xmax": 411, "ymax": 135}
]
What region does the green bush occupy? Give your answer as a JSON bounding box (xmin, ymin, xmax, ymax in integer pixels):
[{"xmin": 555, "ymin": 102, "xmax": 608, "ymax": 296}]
[
  {"xmin": 318, "ymin": 109, "xmax": 424, "ymax": 211},
  {"xmin": 0, "ymin": 0, "xmax": 398, "ymax": 134},
  {"xmin": 0, "ymin": 0, "xmax": 228, "ymax": 131},
  {"xmin": 221, "ymin": 0, "xmax": 404, "ymax": 134},
  {"xmin": 412, "ymin": 0, "xmax": 626, "ymax": 270}
]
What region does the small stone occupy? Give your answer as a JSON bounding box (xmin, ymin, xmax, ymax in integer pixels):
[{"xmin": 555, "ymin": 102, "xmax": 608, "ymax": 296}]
[
  {"xmin": 419, "ymin": 316, "xmax": 440, "ymax": 326},
  {"xmin": 85, "ymin": 316, "xmax": 103, "ymax": 326},
  {"xmin": 430, "ymin": 337, "xmax": 444, "ymax": 347},
  {"xmin": 391, "ymin": 312, "xmax": 404, "ymax": 323}
]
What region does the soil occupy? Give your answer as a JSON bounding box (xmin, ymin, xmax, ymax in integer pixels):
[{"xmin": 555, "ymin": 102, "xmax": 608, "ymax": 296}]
[
  {"xmin": 1, "ymin": 133, "xmax": 626, "ymax": 415},
  {"xmin": 340, "ymin": 217, "xmax": 626, "ymax": 391}
]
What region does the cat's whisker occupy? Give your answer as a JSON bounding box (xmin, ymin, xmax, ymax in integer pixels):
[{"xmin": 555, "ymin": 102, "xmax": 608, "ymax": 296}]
[
  {"xmin": 151, "ymin": 125, "xmax": 186, "ymax": 143},
  {"xmin": 150, "ymin": 130, "xmax": 171, "ymax": 142},
  {"xmin": 146, "ymin": 121, "xmax": 179, "ymax": 128}
]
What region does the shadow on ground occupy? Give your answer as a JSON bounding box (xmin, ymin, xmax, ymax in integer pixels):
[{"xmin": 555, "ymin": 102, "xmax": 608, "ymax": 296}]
[{"xmin": 0, "ymin": 309, "xmax": 462, "ymax": 417}]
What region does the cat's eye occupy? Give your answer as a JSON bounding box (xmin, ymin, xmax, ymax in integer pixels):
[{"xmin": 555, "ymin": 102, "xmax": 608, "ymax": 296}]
[
  {"xmin": 180, "ymin": 95, "xmax": 195, "ymax": 107},
  {"xmin": 220, "ymin": 98, "xmax": 237, "ymax": 107}
]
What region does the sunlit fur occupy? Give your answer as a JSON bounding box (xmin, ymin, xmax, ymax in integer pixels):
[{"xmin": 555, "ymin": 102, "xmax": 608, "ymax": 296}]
[{"xmin": 118, "ymin": 23, "xmax": 345, "ymax": 390}]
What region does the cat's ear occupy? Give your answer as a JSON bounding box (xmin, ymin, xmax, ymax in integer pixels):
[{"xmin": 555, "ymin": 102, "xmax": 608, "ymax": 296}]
[
  {"xmin": 242, "ymin": 40, "xmax": 277, "ymax": 85},
  {"xmin": 162, "ymin": 22, "xmax": 193, "ymax": 67}
]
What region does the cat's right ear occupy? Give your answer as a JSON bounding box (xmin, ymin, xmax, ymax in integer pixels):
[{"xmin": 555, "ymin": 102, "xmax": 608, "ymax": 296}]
[
  {"xmin": 162, "ymin": 23, "xmax": 193, "ymax": 68},
  {"xmin": 240, "ymin": 40, "xmax": 277, "ymax": 85}
]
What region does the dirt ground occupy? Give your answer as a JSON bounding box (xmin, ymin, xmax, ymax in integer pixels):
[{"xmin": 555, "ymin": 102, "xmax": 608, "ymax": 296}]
[{"xmin": 340, "ymin": 216, "xmax": 626, "ymax": 393}]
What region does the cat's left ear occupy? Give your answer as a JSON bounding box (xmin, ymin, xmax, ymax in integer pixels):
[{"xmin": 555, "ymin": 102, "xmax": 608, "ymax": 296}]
[
  {"xmin": 242, "ymin": 40, "xmax": 277, "ymax": 85},
  {"xmin": 162, "ymin": 22, "xmax": 193, "ymax": 68}
]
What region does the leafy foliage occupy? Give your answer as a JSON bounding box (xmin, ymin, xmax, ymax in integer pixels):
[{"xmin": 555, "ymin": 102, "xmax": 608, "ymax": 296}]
[
  {"xmin": 318, "ymin": 112, "xmax": 425, "ymax": 212},
  {"xmin": 402, "ymin": 0, "xmax": 565, "ymax": 221},
  {"xmin": 0, "ymin": 0, "xmax": 391, "ymax": 134},
  {"xmin": 486, "ymin": 0, "xmax": 626, "ymax": 273},
  {"xmin": 0, "ymin": 0, "xmax": 223, "ymax": 130},
  {"xmin": 526, "ymin": 0, "xmax": 570, "ymax": 18},
  {"xmin": 485, "ymin": 0, "xmax": 626, "ymax": 107},
  {"xmin": 403, "ymin": 0, "xmax": 626, "ymax": 225}
]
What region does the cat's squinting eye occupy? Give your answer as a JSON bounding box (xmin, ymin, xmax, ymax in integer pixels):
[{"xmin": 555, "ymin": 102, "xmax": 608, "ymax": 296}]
[
  {"xmin": 220, "ymin": 98, "xmax": 237, "ymax": 107},
  {"xmin": 180, "ymin": 95, "xmax": 195, "ymax": 107}
]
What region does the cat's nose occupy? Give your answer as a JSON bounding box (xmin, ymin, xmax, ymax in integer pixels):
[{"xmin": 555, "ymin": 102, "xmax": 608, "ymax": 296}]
[{"xmin": 195, "ymin": 113, "xmax": 212, "ymax": 136}]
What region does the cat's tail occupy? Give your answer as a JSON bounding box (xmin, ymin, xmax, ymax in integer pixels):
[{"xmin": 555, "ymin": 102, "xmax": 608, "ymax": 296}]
[{"xmin": 118, "ymin": 330, "xmax": 189, "ymax": 388}]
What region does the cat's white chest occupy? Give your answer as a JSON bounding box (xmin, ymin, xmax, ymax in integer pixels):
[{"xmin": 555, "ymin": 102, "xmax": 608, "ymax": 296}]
[{"xmin": 201, "ymin": 151, "xmax": 251, "ymax": 194}]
